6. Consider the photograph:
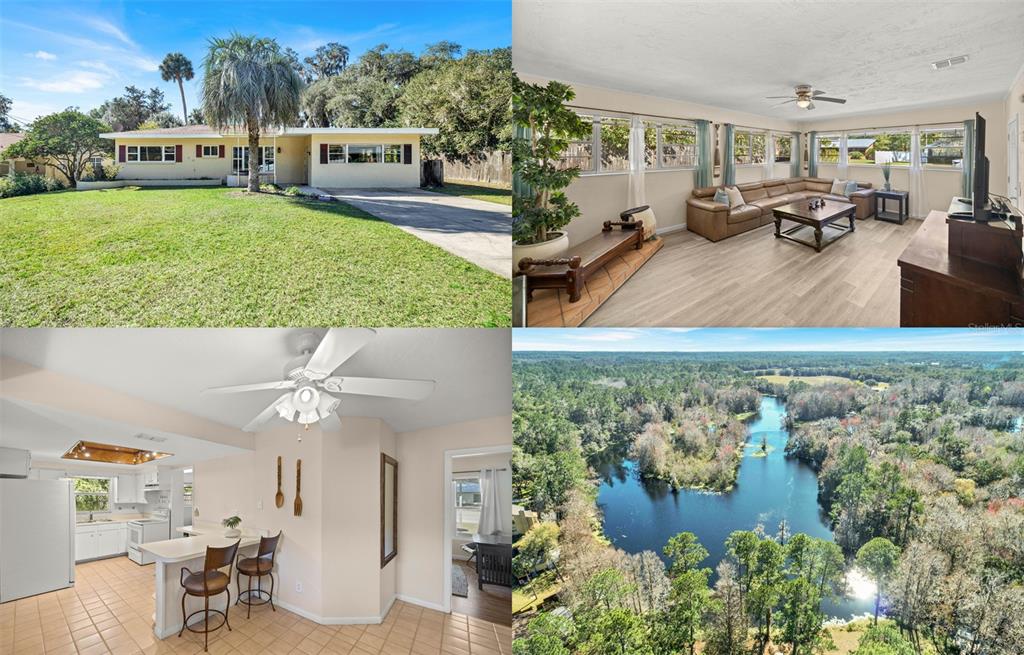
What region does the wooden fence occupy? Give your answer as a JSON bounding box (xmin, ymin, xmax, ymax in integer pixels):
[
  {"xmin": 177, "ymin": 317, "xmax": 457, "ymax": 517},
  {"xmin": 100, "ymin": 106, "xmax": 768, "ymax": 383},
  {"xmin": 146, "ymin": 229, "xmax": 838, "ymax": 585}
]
[{"xmin": 435, "ymin": 151, "xmax": 511, "ymax": 186}]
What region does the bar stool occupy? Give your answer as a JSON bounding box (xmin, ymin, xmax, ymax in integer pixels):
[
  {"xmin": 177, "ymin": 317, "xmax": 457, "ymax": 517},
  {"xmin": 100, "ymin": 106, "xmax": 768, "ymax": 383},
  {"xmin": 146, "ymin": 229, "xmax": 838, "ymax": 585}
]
[
  {"xmin": 235, "ymin": 532, "xmax": 281, "ymax": 618},
  {"xmin": 178, "ymin": 540, "xmax": 240, "ymax": 652}
]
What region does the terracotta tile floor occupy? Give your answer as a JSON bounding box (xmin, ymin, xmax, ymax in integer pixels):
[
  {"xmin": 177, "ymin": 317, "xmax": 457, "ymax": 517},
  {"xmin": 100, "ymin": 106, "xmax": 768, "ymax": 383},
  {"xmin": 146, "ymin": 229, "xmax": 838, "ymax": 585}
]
[{"xmin": 0, "ymin": 557, "xmax": 512, "ymax": 655}]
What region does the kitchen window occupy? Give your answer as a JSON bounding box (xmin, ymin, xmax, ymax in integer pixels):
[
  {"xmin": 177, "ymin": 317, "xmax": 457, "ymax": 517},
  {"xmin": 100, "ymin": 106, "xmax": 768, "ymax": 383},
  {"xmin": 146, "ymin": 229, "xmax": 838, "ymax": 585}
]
[
  {"xmin": 74, "ymin": 477, "xmax": 111, "ymax": 513},
  {"xmin": 127, "ymin": 145, "xmax": 175, "ymax": 163},
  {"xmin": 453, "ymin": 476, "xmax": 482, "ymax": 536}
]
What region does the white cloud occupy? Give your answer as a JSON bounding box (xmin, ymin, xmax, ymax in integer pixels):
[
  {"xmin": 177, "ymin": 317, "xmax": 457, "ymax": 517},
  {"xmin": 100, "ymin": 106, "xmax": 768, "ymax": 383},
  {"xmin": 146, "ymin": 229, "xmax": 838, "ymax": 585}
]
[
  {"xmin": 124, "ymin": 55, "xmax": 160, "ymax": 72},
  {"xmin": 83, "ymin": 17, "xmax": 136, "ymax": 48},
  {"xmin": 21, "ymin": 70, "xmax": 108, "ymax": 93},
  {"xmin": 78, "ymin": 60, "xmax": 117, "ymax": 76},
  {"xmin": 10, "ymin": 98, "xmax": 62, "ymax": 123},
  {"xmin": 30, "ymin": 50, "xmax": 57, "ymax": 61}
]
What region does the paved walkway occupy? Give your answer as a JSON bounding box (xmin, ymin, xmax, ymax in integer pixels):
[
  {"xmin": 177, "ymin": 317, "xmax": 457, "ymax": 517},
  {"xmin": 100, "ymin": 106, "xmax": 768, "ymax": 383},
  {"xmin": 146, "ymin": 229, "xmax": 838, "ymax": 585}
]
[{"xmin": 320, "ymin": 188, "xmax": 512, "ymax": 278}]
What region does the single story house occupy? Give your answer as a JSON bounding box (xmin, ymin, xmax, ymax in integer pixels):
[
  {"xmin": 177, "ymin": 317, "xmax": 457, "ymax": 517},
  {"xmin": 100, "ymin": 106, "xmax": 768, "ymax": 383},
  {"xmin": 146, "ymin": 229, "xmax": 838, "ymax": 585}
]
[
  {"xmin": 99, "ymin": 125, "xmax": 439, "ymax": 188},
  {"xmin": 0, "ymin": 133, "xmax": 90, "ymax": 182}
]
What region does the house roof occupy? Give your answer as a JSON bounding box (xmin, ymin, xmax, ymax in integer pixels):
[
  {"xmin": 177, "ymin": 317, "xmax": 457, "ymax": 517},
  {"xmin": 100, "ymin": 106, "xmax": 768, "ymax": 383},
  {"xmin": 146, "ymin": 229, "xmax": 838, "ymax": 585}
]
[
  {"xmin": 0, "ymin": 133, "xmax": 27, "ymax": 150},
  {"xmin": 99, "ymin": 125, "xmax": 439, "ymax": 139}
]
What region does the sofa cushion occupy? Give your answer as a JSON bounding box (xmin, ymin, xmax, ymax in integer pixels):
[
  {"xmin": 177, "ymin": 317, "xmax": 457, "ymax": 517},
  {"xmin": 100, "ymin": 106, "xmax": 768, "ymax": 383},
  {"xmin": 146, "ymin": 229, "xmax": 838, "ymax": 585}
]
[
  {"xmin": 766, "ymin": 184, "xmax": 788, "ymax": 197},
  {"xmin": 845, "ymin": 180, "xmax": 858, "ymax": 196},
  {"xmin": 726, "ymin": 186, "xmax": 745, "ymax": 207},
  {"xmin": 739, "ymin": 185, "xmax": 768, "ymax": 201},
  {"xmin": 727, "ymin": 205, "xmax": 761, "ymax": 224},
  {"xmin": 830, "ymin": 178, "xmax": 848, "ymax": 195},
  {"xmin": 786, "ymin": 182, "xmax": 806, "ymax": 193},
  {"xmin": 822, "ymin": 194, "xmax": 850, "ymax": 204},
  {"xmin": 750, "ymin": 197, "xmax": 788, "ymax": 213},
  {"xmin": 713, "ymin": 188, "xmax": 730, "ymax": 205},
  {"xmin": 693, "ymin": 185, "xmax": 719, "ymax": 199},
  {"xmin": 807, "ymin": 181, "xmax": 832, "ymax": 192}
]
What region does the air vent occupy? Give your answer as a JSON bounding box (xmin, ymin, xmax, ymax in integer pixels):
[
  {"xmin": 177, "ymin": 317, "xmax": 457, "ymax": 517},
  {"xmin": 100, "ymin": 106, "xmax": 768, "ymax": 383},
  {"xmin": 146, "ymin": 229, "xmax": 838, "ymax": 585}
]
[
  {"xmin": 134, "ymin": 433, "xmax": 168, "ymax": 443},
  {"xmin": 931, "ymin": 55, "xmax": 968, "ymax": 70}
]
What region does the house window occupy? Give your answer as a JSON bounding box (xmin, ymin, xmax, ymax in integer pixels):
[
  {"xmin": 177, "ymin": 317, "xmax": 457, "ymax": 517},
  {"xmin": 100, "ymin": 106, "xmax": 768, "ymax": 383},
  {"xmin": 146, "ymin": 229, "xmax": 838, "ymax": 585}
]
[
  {"xmin": 90, "ymin": 156, "xmax": 104, "ymax": 167},
  {"xmin": 74, "ymin": 477, "xmax": 110, "ymax": 513},
  {"xmin": 201, "ymin": 145, "xmax": 219, "ymax": 158},
  {"xmin": 773, "ymin": 134, "xmax": 792, "ymax": 163},
  {"xmin": 733, "ymin": 129, "xmax": 766, "ymax": 165},
  {"xmin": 183, "ymin": 484, "xmax": 193, "ymax": 506},
  {"xmin": 383, "ymin": 144, "xmax": 403, "ymax": 164},
  {"xmin": 453, "ymin": 476, "xmax": 482, "ymax": 536},
  {"xmin": 556, "ymin": 114, "xmax": 594, "ymax": 172},
  {"xmin": 328, "ymin": 145, "xmax": 345, "ymax": 163},
  {"xmin": 599, "ymin": 117, "xmax": 635, "ymax": 172},
  {"xmin": 921, "ymin": 127, "xmax": 964, "ymax": 168},
  {"xmin": 232, "ymin": 146, "xmax": 249, "ymax": 173},
  {"xmin": 869, "ymin": 130, "xmax": 912, "ymax": 166},
  {"xmin": 659, "ymin": 123, "xmax": 697, "ymax": 169},
  {"xmin": 816, "ymin": 134, "xmax": 841, "ymax": 164},
  {"xmin": 347, "ymin": 144, "xmax": 382, "ymax": 163},
  {"xmin": 257, "ymin": 146, "xmax": 274, "ymax": 173},
  {"xmin": 127, "ymin": 145, "xmax": 174, "ymax": 163}
]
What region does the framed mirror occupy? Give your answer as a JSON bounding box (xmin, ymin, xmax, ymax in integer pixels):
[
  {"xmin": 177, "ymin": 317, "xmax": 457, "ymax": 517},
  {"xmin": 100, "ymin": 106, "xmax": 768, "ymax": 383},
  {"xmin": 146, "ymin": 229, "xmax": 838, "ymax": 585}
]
[{"xmin": 380, "ymin": 454, "xmax": 397, "ymax": 568}]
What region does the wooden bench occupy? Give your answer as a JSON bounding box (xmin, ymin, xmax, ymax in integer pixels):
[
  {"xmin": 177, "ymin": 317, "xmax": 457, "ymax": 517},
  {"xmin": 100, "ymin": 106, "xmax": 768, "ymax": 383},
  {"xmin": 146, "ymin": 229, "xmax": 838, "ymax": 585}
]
[{"xmin": 516, "ymin": 218, "xmax": 644, "ymax": 303}]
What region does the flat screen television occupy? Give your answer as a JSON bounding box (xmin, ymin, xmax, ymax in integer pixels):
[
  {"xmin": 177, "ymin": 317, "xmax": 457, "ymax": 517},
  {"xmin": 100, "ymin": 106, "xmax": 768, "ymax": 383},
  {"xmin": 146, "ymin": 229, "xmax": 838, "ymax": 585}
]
[{"xmin": 973, "ymin": 112, "xmax": 989, "ymax": 221}]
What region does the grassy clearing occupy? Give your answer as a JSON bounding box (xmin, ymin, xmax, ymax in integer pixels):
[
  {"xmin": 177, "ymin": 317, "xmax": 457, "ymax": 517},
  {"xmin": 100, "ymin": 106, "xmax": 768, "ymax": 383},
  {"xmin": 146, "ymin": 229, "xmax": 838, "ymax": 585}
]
[
  {"xmin": 427, "ymin": 180, "xmax": 511, "ymax": 205},
  {"xmin": 758, "ymin": 374, "xmax": 858, "ymax": 386},
  {"xmin": 0, "ymin": 187, "xmax": 510, "ymax": 327}
]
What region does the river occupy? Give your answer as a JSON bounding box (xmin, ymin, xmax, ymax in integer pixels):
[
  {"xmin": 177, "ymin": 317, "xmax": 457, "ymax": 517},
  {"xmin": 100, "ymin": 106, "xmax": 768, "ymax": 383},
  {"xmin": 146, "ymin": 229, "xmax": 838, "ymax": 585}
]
[{"xmin": 595, "ymin": 395, "xmax": 875, "ymax": 619}]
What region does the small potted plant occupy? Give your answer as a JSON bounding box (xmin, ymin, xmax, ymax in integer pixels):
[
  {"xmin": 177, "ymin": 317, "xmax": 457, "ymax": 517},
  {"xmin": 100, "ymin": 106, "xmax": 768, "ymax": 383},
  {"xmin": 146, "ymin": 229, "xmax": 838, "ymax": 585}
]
[
  {"xmin": 511, "ymin": 77, "xmax": 591, "ymax": 274},
  {"xmin": 881, "ymin": 161, "xmax": 892, "ymax": 191},
  {"xmin": 222, "ymin": 515, "xmax": 242, "ymax": 538}
]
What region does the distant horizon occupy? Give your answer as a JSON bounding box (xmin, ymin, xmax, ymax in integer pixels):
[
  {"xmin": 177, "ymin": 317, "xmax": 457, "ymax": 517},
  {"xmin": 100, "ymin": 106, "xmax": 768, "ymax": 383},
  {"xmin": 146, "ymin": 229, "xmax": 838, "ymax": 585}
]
[{"xmin": 513, "ymin": 328, "xmax": 1024, "ymax": 352}]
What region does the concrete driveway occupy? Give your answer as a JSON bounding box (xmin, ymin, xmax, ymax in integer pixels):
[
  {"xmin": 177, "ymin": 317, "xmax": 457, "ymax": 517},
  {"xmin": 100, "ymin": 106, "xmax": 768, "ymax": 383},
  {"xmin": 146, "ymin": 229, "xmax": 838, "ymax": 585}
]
[{"xmin": 322, "ymin": 188, "xmax": 511, "ymax": 278}]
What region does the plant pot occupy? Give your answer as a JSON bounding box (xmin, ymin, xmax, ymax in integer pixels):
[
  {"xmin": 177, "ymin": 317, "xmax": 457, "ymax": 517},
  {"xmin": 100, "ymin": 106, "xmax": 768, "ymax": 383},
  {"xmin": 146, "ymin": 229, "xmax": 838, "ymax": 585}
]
[
  {"xmin": 224, "ymin": 528, "xmax": 241, "ymax": 538},
  {"xmin": 513, "ymin": 231, "xmax": 569, "ymax": 275}
]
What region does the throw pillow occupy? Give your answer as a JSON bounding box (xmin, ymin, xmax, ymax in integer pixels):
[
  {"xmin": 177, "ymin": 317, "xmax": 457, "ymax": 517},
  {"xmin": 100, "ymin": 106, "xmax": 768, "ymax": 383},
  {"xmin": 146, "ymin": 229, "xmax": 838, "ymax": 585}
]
[
  {"xmin": 830, "ymin": 178, "xmax": 847, "ymax": 195},
  {"xmin": 726, "ymin": 186, "xmax": 745, "ymax": 208},
  {"xmin": 845, "ymin": 180, "xmax": 859, "ymax": 197},
  {"xmin": 713, "ymin": 188, "xmax": 730, "ymax": 206}
]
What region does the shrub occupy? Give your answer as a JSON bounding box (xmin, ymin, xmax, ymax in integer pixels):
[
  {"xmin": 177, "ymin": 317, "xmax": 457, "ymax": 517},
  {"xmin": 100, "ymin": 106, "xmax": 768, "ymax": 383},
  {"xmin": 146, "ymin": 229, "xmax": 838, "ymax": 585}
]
[
  {"xmin": 284, "ymin": 185, "xmax": 301, "ymax": 196},
  {"xmin": 849, "ymin": 151, "xmax": 865, "ymax": 160},
  {"xmin": 260, "ymin": 183, "xmax": 280, "ymax": 193},
  {"xmin": 0, "ymin": 173, "xmax": 65, "ymax": 198}
]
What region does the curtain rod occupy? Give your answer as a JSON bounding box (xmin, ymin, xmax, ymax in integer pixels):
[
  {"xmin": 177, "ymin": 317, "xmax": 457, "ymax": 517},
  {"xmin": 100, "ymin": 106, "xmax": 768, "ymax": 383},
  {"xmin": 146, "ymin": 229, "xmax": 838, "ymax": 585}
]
[
  {"xmin": 806, "ymin": 119, "xmax": 966, "ymax": 133},
  {"xmin": 564, "ymin": 103, "xmax": 700, "ymax": 124},
  {"xmin": 454, "ymin": 468, "xmax": 508, "ymax": 474}
]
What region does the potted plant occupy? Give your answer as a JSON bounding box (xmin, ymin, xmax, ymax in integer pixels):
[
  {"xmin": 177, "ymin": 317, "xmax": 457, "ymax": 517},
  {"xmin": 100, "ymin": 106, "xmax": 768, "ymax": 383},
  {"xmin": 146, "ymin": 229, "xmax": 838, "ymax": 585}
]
[
  {"xmin": 222, "ymin": 515, "xmax": 242, "ymax": 538},
  {"xmin": 512, "ymin": 78, "xmax": 591, "ymax": 274},
  {"xmin": 881, "ymin": 161, "xmax": 892, "ymax": 191}
]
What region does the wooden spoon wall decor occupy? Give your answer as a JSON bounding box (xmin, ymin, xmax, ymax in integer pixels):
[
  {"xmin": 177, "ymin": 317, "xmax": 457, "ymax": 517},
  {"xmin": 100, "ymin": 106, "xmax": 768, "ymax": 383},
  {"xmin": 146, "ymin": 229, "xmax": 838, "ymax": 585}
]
[
  {"xmin": 275, "ymin": 456, "xmax": 284, "ymax": 508},
  {"xmin": 294, "ymin": 459, "xmax": 303, "ymax": 517}
]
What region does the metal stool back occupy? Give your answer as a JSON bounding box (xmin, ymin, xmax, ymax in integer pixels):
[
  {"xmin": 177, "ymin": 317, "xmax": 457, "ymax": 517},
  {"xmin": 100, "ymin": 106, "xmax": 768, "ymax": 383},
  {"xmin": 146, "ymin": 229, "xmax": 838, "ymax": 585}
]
[
  {"xmin": 235, "ymin": 531, "xmax": 282, "ymax": 618},
  {"xmin": 178, "ymin": 539, "xmax": 240, "ymax": 652}
]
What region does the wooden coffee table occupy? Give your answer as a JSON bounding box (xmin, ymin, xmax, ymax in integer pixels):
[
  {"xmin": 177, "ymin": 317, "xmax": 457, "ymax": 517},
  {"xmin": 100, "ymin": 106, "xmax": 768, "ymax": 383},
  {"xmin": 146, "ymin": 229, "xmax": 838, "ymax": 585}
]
[{"xmin": 773, "ymin": 199, "xmax": 856, "ymax": 252}]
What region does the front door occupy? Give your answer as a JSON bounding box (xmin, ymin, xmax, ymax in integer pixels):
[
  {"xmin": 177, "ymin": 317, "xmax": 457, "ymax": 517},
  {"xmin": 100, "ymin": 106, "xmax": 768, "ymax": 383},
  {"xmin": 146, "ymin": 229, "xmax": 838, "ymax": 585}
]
[{"xmin": 1009, "ymin": 114, "xmax": 1020, "ymax": 209}]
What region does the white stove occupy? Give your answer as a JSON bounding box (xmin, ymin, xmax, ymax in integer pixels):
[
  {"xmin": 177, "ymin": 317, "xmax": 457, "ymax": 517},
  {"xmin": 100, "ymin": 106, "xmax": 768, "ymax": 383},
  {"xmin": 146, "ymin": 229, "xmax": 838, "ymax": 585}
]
[{"xmin": 127, "ymin": 509, "xmax": 170, "ymax": 565}]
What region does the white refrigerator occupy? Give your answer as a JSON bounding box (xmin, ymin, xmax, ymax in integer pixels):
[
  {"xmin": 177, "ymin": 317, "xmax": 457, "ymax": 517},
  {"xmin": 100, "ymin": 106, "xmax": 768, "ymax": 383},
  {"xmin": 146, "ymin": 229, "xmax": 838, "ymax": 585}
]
[{"xmin": 0, "ymin": 478, "xmax": 76, "ymax": 602}]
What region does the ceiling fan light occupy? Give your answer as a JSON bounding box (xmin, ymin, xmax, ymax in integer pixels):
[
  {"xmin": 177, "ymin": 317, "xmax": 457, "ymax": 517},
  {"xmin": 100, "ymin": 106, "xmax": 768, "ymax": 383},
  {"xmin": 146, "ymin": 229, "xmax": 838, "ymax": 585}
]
[
  {"xmin": 297, "ymin": 410, "xmax": 319, "ymax": 425},
  {"xmin": 317, "ymin": 394, "xmax": 341, "ymax": 419},
  {"xmin": 291, "ymin": 385, "xmax": 321, "ymax": 412},
  {"xmin": 796, "ymin": 98, "xmax": 810, "ymax": 108}
]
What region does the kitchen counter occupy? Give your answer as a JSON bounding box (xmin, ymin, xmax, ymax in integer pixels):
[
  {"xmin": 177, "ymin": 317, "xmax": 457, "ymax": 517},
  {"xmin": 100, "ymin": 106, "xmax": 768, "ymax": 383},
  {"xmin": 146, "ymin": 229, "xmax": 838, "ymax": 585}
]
[{"xmin": 141, "ymin": 530, "xmax": 266, "ymax": 639}]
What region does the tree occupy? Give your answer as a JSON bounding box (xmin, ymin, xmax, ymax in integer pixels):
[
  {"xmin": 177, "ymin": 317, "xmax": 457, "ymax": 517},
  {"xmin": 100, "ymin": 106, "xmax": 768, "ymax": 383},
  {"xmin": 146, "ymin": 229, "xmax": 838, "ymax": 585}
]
[
  {"xmin": 658, "ymin": 568, "xmax": 711, "ymax": 655},
  {"xmin": 303, "ymin": 42, "xmax": 350, "ymax": 79},
  {"xmin": 0, "ymin": 93, "xmax": 18, "ymax": 132},
  {"xmin": 137, "ymin": 111, "xmax": 183, "ymax": 130},
  {"xmin": 188, "ymin": 108, "xmax": 205, "ymax": 125},
  {"xmin": 398, "ymin": 47, "xmax": 512, "ymax": 162},
  {"xmin": 705, "ymin": 562, "xmax": 748, "ymax": 655},
  {"xmin": 748, "ymin": 538, "xmax": 785, "ymax": 654},
  {"xmin": 857, "ymin": 537, "xmax": 901, "ymax": 625},
  {"xmin": 90, "ymin": 86, "xmax": 170, "ymax": 131},
  {"xmin": 663, "ymin": 531, "xmax": 709, "ymax": 577},
  {"xmin": 513, "ymin": 522, "xmax": 560, "ymax": 585},
  {"xmin": 579, "ymin": 607, "xmax": 653, "ymax": 655},
  {"xmin": 514, "ymin": 613, "xmax": 574, "ymax": 655},
  {"xmin": 1, "ymin": 110, "xmax": 110, "ymax": 187},
  {"xmin": 851, "ymin": 624, "xmax": 916, "ymax": 655},
  {"xmin": 202, "ymin": 33, "xmax": 303, "ymax": 192},
  {"xmin": 283, "ymin": 47, "xmax": 310, "ymax": 83},
  {"xmin": 780, "ymin": 577, "xmax": 827, "ymax": 655},
  {"xmin": 159, "ymin": 52, "xmax": 195, "ymax": 124}
]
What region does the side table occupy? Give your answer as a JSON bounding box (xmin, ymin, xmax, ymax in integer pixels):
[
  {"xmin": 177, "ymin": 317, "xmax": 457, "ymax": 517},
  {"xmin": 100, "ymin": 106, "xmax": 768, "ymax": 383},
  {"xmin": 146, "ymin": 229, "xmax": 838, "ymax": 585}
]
[{"xmin": 875, "ymin": 189, "xmax": 909, "ymax": 224}]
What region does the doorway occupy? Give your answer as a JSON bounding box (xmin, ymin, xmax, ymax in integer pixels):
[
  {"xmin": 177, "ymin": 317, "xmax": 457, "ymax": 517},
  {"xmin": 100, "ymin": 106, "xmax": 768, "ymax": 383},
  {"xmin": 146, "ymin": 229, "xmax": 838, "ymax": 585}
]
[
  {"xmin": 442, "ymin": 445, "xmax": 512, "ymax": 626},
  {"xmin": 1009, "ymin": 114, "xmax": 1020, "ymax": 209}
]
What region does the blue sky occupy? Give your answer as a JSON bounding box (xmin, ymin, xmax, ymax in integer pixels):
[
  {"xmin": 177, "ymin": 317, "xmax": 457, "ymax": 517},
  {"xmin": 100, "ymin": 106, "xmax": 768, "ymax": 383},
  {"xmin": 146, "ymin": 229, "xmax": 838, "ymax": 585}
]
[
  {"xmin": 513, "ymin": 328, "xmax": 1024, "ymax": 352},
  {"xmin": 0, "ymin": 0, "xmax": 510, "ymax": 124}
]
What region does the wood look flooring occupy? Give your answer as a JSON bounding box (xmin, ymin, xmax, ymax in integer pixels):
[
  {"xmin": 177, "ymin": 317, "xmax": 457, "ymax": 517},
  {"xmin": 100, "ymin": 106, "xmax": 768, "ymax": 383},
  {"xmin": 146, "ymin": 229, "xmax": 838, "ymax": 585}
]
[
  {"xmin": 450, "ymin": 562, "xmax": 511, "ymax": 629},
  {"xmin": 0, "ymin": 556, "xmax": 512, "ymax": 655},
  {"xmin": 583, "ymin": 217, "xmax": 923, "ymax": 327}
]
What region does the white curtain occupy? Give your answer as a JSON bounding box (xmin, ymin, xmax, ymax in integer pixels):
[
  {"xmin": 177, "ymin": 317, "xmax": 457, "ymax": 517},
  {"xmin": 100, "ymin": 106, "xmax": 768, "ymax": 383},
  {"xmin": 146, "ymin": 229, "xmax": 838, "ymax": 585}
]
[
  {"xmin": 837, "ymin": 132, "xmax": 849, "ymax": 180},
  {"xmin": 764, "ymin": 130, "xmax": 775, "ymax": 180},
  {"xmin": 477, "ymin": 468, "xmax": 503, "ymax": 535},
  {"xmin": 909, "ymin": 126, "xmax": 925, "ymax": 218},
  {"xmin": 628, "ymin": 115, "xmax": 647, "ymax": 208}
]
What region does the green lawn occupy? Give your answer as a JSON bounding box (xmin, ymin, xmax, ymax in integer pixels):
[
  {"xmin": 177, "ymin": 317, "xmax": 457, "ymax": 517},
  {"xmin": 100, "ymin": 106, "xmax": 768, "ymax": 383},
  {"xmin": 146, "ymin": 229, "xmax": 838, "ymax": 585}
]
[
  {"xmin": 428, "ymin": 180, "xmax": 511, "ymax": 206},
  {"xmin": 0, "ymin": 187, "xmax": 510, "ymax": 327}
]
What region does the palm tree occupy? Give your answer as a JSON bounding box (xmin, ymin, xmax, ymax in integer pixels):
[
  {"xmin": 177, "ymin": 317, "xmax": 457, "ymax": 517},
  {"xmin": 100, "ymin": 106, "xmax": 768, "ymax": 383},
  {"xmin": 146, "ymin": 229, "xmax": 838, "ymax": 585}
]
[
  {"xmin": 159, "ymin": 53, "xmax": 195, "ymax": 124},
  {"xmin": 201, "ymin": 34, "xmax": 303, "ymax": 193}
]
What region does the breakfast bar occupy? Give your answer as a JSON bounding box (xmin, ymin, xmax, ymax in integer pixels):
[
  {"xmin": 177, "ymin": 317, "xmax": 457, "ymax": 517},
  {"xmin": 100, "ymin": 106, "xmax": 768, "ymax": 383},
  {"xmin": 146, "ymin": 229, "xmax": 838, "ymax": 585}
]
[{"xmin": 140, "ymin": 531, "xmax": 262, "ymax": 639}]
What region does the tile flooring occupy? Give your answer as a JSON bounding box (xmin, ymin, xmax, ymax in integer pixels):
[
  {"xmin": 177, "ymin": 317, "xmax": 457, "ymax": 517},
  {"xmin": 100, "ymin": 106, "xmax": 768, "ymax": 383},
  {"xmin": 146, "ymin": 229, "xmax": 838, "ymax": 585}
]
[{"xmin": 0, "ymin": 557, "xmax": 512, "ymax": 655}]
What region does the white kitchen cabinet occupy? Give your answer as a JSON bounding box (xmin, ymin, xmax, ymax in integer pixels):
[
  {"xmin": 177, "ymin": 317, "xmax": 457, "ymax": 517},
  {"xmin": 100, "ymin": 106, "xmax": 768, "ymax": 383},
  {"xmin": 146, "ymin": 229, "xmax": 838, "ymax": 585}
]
[
  {"xmin": 97, "ymin": 529, "xmax": 120, "ymax": 556},
  {"xmin": 75, "ymin": 531, "xmax": 97, "ymax": 562},
  {"xmin": 30, "ymin": 468, "xmax": 67, "ymax": 480},
  {"xmin": 118, "ymin": 525, "xmax": 128, "ymax": 553},
  {"xmin": 75, "ymin": 522, "xmax": 129, "ymax": 562},
  {"xmin": 142, "ymin": 470, "xmax": 160, "ymax": 489},
  {"xmin": 114, "ymin": 474, "xmax": 146, "ymax": 504}
]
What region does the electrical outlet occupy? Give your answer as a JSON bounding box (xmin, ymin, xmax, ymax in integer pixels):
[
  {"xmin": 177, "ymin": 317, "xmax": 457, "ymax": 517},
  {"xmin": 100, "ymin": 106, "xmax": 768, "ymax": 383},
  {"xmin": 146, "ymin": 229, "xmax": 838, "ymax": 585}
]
[{"xmin": 295, "ymin": 581, "xmax": 302, "ymax": 593}]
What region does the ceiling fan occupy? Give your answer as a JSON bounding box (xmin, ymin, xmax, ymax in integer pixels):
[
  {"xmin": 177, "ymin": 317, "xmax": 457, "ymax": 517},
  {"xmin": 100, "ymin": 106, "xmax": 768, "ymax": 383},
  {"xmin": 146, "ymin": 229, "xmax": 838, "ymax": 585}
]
[
  {"xmin": 204, "ymin": 328, "xmax": 435, "ymax": 432},
  {"xmin": 766, "ymin": 85, "xmax": 847, "ymax": 110}
]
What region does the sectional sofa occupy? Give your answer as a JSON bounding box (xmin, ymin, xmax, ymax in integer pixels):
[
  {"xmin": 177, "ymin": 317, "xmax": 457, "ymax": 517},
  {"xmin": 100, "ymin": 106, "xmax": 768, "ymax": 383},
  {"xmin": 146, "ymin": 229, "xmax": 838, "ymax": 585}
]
[{"xmin": 686, "ymin": 177, "xmax": 876, "ymax": 242}]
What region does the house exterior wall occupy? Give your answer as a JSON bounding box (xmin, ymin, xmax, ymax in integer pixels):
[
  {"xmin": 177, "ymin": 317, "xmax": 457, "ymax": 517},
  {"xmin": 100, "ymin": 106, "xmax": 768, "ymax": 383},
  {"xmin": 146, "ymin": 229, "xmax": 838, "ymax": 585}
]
[
  {"xmin": 309, "ymin": 134, "xmax": 421, "ymax": 189},
  {"xmin": 113, "ymin": 136, "xmax": 309, "ymax": 184}
]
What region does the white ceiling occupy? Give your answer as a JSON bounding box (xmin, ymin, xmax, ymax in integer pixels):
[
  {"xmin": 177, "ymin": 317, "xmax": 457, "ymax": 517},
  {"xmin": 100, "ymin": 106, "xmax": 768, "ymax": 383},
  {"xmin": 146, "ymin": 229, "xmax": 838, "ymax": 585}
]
[
  {"xmin": 0, "ymin": 328, "xmax": 511, "ymax": 436},
  {"xmin": 513, "ymin": 0, "xmax": 1024, "ymax": 122}
]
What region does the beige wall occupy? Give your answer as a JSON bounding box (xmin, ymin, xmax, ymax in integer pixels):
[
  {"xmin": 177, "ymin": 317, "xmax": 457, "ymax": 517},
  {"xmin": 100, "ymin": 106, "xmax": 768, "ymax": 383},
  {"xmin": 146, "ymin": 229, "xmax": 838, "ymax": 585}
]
[
  {"xmin": 802, "ymin": 98, "xmax": 1008, "ymax": 216},
  {"xmin": 1007, "ymin": 68, "xmax": 1024, "ymax": 207},
  {"xmin": 518, "ymin": 74, "xmax": 801, "ymax": 245},
  {"xmin": 309, "ymin": 134, "xmax": 421, "ymax": 189},
  {"xmin": 395, "ymin": 415, "xmax": 512, "ymax": 609},
  {"xmin": 114, "ymin": 136, "xmax": 308, "ymax": 185}
]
